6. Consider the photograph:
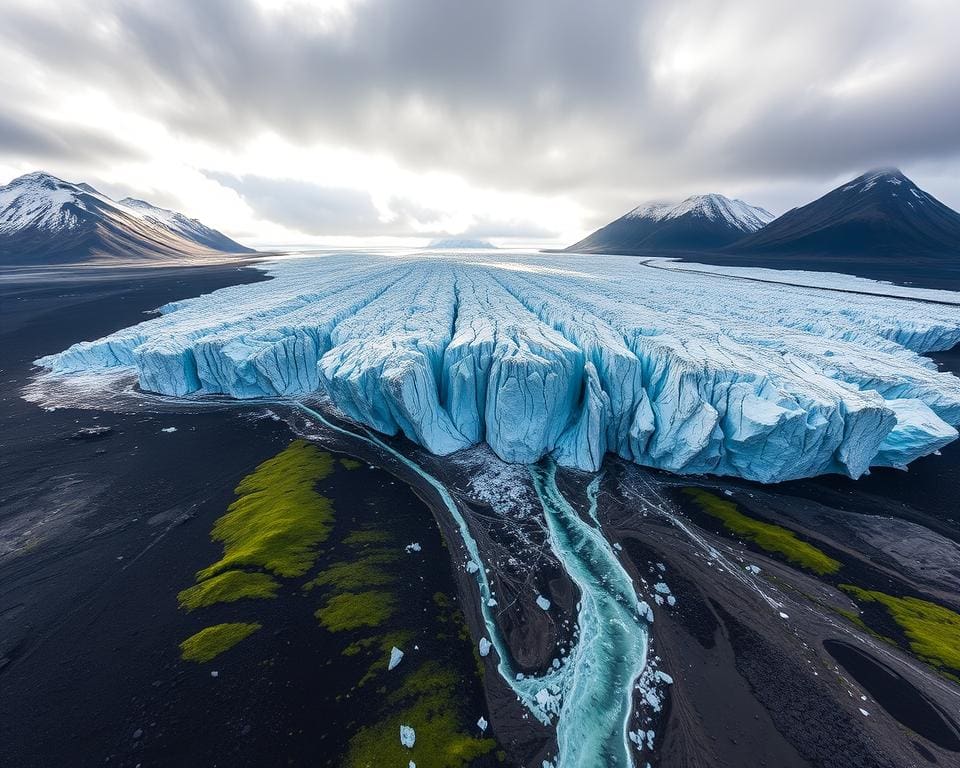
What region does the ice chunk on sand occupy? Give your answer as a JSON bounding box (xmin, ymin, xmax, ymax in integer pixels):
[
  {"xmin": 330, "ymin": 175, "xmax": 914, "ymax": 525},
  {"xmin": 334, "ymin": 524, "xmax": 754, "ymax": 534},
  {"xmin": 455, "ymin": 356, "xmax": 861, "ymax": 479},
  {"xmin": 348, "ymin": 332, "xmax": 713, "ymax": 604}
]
[{"xmin": 388, "ymin": 646, "xmax": 404, "ymax": 670}]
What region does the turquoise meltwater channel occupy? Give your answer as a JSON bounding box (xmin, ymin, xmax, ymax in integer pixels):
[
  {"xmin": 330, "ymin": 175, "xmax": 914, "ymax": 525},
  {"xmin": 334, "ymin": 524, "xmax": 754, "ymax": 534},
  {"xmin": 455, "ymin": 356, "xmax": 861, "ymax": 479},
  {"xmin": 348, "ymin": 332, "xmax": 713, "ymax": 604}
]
[{"xmin": 298, "ymin": 404, "xmax": 649, "ymax": 767}]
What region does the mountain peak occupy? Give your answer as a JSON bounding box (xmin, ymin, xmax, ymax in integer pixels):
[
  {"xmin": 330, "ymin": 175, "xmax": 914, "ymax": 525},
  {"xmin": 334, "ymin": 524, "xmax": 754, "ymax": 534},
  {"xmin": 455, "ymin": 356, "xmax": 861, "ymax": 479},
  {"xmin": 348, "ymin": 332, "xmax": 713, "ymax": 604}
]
[
  {"xmin": 731, "ymin": 167, "xmax": 960, "ymax": 257},
  {"xmin": 626, "ymin": 193, "xmax": 774, "ymax": 230},
  {"xmin": 568, "ymin": 192, "xmax": 774, "ymax": 254},
  {"xmin": 8, "ymin": 170, "xmax": 73, "ymax": 189},
  {"xmin": 0, "ymin": 170, "xmax": 253, "ymax": 262},
  {"xmin": 119, "ymin": 196, "xmax": 157, "ymax": 209},
  {"xmin": 842, "ymin": 167, "xmax": 916, "ymax": 194}
]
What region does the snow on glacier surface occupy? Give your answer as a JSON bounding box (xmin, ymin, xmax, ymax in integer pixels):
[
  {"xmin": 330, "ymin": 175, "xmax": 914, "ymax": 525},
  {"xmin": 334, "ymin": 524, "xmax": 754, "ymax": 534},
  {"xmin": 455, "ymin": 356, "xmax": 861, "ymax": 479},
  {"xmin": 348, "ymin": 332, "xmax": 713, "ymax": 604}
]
[{"xmin": 38, "ymin": 249, "xmax": 960, "ymax": 482}]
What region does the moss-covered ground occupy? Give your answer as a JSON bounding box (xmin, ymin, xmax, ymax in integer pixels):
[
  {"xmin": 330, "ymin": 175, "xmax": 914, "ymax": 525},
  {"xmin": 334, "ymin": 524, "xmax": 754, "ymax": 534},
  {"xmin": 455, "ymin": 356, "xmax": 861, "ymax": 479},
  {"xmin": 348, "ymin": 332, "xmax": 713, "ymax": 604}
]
[
  {"xmin": 173, "ymin": 439, "xmax": 495, "ymax": 764},
  {"xmin": 304, "ymin": 551, "xmax": 399, "ymax": 592},
  {"xmin": 178, "ymin": 570, "xmax": 279, "ymax": 610},
  {"xmin": 315, "ymin": 590, "xmax": 397, "ymax": 631},
  {"xmin": 684, "ymin": 487, "xmax": 841, "ymax": 575},
  {"xmin": 840, "ymin": 585, "xmax": 960, "ymax": 676},
  {"xmin": 346, "ymin": 662, "xmax": 497, "ymax": 768},
  {"xmin": 310, "ymin": 525, "xmax": 497, "ymax": 767},
  {"xmin": 180, "ymin": 622, "xmax": 261, "ymax": 663},
  {"xmin": 177, "ymin": 440, "xmax": 336, "ymax": 662},
  {"xmin": 198, "ymin": 439, "xmax": 335, "ymax": 580}
]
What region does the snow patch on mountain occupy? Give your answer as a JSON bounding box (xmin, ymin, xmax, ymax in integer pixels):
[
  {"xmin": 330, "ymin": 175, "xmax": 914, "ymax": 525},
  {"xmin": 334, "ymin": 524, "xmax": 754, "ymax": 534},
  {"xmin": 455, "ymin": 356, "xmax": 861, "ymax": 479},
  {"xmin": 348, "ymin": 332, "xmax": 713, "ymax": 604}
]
[
  {"xmin": 842, "ymin": 168, "xmax": 924, "ymax": 198},
  {"xmin": 36, "ymin": 250, "xmax": 960, "ymax": 483},
  {"xmin": 0, "ymin": 172, "xmax": 89, "ymax": 234}
]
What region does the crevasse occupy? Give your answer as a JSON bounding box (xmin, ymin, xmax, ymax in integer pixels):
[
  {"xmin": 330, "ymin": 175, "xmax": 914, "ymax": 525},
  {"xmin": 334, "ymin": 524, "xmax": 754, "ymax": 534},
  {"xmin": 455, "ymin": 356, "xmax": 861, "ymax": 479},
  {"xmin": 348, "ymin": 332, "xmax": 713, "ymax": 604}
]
[{"xmin": 37, "ymin": 251, "xmax": 960, "ymax": 482}]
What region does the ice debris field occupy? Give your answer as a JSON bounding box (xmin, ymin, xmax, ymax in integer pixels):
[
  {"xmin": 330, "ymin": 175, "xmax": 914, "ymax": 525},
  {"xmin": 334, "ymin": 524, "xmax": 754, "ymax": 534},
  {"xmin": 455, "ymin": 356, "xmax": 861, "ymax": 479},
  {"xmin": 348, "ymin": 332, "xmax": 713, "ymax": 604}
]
[{"xmin": 38, "ymin": 250, "xmax": 960, "ymax": 482}]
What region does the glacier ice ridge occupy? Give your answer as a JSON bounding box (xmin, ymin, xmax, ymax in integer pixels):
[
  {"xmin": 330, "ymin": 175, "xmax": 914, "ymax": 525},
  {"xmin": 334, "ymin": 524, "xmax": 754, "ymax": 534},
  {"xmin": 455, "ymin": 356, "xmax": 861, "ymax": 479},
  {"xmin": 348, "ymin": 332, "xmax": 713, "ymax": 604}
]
[{"xmin": 37, "ymin": 250, "xmax": 960, "ymax": 483}]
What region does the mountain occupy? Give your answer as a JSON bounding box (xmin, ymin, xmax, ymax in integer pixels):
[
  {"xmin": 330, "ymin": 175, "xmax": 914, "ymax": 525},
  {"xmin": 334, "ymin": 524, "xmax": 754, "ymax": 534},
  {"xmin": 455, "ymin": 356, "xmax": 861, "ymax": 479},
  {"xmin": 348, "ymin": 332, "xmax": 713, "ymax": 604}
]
[
  {"xmin": 0, "ymin": 171, "xmax": 253, "ymax": 264},
  {"xmin": 425, "ymin": 238, "xmax": 495, "ymax": 249},
  {"xmin": 729, "ymin": 168, "xmax": 960, "ymax": 257},
  {"xmin": 566, "ymin": 193, "xmax": 775, "ymax": 254}
]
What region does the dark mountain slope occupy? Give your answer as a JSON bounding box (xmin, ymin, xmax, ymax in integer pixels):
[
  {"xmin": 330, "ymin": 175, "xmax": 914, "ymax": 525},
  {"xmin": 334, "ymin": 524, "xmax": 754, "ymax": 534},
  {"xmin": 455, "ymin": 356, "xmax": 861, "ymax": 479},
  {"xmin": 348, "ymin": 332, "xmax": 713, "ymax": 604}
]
[{"xmin": 729, "ymin": 169, "xmax": 960, "ymax": 258}]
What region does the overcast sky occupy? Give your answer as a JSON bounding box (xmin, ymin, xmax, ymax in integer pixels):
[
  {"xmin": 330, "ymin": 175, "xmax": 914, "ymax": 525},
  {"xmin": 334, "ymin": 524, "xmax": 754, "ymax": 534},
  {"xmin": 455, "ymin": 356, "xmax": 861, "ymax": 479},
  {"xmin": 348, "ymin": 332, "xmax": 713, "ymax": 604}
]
[{"xmin": 1, "ymin": 0, "xmax": 958, "ymax": 247}]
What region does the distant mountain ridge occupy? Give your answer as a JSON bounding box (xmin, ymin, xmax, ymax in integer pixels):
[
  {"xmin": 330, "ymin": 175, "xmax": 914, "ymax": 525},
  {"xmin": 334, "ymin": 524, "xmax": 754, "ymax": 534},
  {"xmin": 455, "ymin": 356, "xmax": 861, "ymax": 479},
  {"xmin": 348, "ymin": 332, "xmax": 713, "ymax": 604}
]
[
  {"xmin": 0, "ymin": 171, "xmax": 253, "ymax": 264},
  {"xmin": 567, "ymin": 193, "xmax": 775, "ymax": 253},
  {"xmin": 425, "ymin": 238, "xmax": 495, "ymax": 249},
  {"xmin": 565, "ymin": 169, "xmax": 960, "ymax": 268},
  {"xmin": 728, "ymin": 168, "xmax": 960, "ymax": 258}
]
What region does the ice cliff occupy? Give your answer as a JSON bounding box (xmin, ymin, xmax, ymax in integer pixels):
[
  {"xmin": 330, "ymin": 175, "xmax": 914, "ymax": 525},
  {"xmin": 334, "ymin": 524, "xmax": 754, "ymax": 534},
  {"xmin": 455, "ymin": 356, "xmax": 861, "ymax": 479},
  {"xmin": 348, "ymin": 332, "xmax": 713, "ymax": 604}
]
[{"xmin": 37, "ymin": 251, "xmax": 960, "ymax": 482}]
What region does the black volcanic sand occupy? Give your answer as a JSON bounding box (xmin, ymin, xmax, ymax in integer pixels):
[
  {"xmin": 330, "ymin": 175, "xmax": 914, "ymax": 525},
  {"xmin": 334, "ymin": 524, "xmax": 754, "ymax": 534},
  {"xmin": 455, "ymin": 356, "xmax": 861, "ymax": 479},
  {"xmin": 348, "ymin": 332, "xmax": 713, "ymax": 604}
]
[
  {"xmin": 592, "ymin": 460, "xmax": 960, "ymax": 768},
  {"xmin": 0, "ymin": 266, "xmax": 500, "ymax": 767},
  {"xmin": 823, "ymin": 640, "xmax": 960, "ymax": 751}
]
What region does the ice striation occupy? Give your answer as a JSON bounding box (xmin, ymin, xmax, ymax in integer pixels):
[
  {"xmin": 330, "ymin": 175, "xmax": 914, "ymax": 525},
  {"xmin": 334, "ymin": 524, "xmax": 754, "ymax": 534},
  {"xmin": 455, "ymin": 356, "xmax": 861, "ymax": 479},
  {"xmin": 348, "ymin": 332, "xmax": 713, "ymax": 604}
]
[{"xmin": 38, "ymin": 250, "xmax": 960, "ymax": 482}]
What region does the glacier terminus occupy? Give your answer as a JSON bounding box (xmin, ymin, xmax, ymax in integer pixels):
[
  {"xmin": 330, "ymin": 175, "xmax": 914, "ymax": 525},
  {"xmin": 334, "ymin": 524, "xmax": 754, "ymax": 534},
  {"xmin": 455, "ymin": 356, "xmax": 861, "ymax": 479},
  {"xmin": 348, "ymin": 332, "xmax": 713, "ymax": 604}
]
[{"xmin": 37, "ymin": 249, "xmax": 960, "ymax": 483}]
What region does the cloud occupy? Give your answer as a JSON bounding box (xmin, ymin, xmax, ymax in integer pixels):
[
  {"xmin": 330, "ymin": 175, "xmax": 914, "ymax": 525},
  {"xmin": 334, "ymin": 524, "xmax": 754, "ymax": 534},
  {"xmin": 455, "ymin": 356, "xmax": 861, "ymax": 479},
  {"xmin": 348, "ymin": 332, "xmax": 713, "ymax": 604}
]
[
  {"xmin": 0, "ymin": 109, "xmax": 144, "ymax": 166},
  {"xmin": 1, "ymin": 0, "xmax": 959, "ymax": 237},
  {"xmin": 207, "ymin": 172, "xmax": 393, "ymax": 235},
  {"xmin": 206, "ymin": 171, "xmax": 558, "ymax": 239},
  {"xmin": 460, "ymin": 217, "xmax": 558, "ymax": 240}
]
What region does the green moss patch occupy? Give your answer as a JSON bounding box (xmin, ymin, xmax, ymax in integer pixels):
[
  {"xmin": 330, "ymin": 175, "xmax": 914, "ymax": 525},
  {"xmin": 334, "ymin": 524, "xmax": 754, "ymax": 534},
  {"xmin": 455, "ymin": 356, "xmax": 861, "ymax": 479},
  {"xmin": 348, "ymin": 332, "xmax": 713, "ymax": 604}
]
[
  {"xmin": 180, "ymin": 622, "xmax": 261, "ymax": 663},
  {"xmin": 316, "ymin": 590, "xmax": 396, "ymax": 632},
  {"xmin": 343, "ymin": 529, "xmax": 391, "ymax": 546},
  {"xmin": 343, "ymin": 630, "xmax": 415, "ymax": 659},
  {"xmin": 684, "ymin": 488, "xmax": 841, "ymax": 575},
  {"xmin": 304, "ymin": 551, "xmax": 400, "ymax": 592},
  {"xmin": 197, "ymin": 440, "xmax": 335, "ymax": 580},
  {"xmin": 346, "ymin": 661, "xmax": 497, "ymax": 768},
  {"xmin": 178, "ymin": 569, "xmax": 280, "ymax": 610},
  {"xmin": 340, "ymin": 457, "xmax": 364, "ymax": 470},
  {"xmin": 840, "ymin": 585, "xmax": 960, "ymax": 674},
  {"xmin": 304, "ymin": 521, "xmax": 496, "ymax": 763}
]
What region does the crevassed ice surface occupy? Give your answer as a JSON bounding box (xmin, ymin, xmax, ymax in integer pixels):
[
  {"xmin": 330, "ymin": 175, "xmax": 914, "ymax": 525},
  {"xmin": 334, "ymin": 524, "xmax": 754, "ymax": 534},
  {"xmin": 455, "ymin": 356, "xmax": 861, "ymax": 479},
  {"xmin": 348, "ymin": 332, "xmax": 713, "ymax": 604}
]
[{"xmin": 39, "ymin": 250, "xmax": 960, "ymax": 482}]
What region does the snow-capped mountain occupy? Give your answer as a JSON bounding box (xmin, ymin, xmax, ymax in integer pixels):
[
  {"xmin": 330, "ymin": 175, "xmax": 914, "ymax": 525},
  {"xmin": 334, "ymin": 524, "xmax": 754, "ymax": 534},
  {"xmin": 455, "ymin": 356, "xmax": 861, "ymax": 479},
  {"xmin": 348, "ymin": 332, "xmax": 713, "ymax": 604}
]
[
  {"xmin": 0, "ymin": 171, "xmax": 253, "ymax": 264},
  {"xmin": 730, "ymin": 168, "xmax": 960, "ymax": 257},
  {"xmin": 566, "ymin": 193, "xmax": 775, "ymax": 254}
]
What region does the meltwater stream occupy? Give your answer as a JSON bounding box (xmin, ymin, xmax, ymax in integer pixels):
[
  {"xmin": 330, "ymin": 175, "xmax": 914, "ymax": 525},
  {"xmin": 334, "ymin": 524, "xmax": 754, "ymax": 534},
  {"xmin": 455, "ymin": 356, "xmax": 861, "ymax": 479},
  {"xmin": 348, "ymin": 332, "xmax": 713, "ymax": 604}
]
[
  {"xmin": 296, "ymin": 404, "xmax": 649, "ymax": 767},
  {"xmin": 529, "ymin": 462, "xmax": 650, "ymax": 767}
]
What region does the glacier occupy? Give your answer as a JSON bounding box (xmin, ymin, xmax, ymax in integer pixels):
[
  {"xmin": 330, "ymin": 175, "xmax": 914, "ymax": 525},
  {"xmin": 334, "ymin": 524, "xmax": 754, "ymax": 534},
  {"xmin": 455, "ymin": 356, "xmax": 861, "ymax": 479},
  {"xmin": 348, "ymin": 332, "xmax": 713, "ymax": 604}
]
[{"xmin": 37, "ymin": 250, "xmax": 960, "ymax": 482}]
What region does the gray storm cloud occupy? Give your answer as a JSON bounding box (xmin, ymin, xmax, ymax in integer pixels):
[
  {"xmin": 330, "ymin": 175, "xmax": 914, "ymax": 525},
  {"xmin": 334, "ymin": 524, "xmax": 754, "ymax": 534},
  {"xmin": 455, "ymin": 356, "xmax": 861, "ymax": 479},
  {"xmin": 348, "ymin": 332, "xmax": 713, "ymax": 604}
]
[{"xmin": 1, "ymin": 0, "xmax": 958, "ymax": 230}]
